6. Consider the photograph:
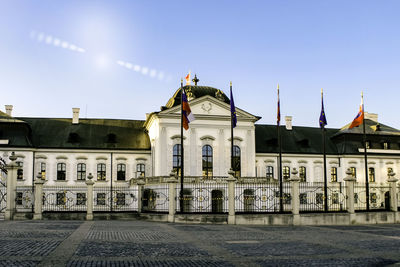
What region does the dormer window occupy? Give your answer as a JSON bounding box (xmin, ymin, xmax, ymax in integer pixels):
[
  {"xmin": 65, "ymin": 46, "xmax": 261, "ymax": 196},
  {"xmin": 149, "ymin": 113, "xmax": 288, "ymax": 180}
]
[{"xmin": 383, "ymin": 142, "xmax": 390, "ymax": 149}]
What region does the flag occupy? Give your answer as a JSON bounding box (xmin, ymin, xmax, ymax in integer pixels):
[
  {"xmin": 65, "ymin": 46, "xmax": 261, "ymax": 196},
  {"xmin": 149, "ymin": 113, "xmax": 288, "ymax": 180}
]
[
  {"xmin": 185, "ymin": 72, "xmax": 191, "ymax": 85},
  {"xmin": 277, "ymin": 84, "xmax": 281, "ymax": 125},
  {"xmin": 349, "ymin": 94, "xmax": 364, "ymax": 129},
  {"xmin": 182, "ymin": 88, "xmax": 195, "ymax": 130},
  {"xmin": 230, "ymin": 84, "xmax": 237, "ymax": 128},
  {"xmin": 319, "ymin": 89, "xmax": 328, "ymax": 128}
]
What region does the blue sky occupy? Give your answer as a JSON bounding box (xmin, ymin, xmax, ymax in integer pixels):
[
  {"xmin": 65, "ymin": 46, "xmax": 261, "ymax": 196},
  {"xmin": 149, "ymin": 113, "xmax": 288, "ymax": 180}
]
[{"xmin": 1, "ymin": 0, "xmax": 399, "ymax": 129}]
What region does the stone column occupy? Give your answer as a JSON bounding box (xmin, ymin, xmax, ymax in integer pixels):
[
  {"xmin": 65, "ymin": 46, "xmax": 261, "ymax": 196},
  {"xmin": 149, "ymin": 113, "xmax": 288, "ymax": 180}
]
[
  {"xmin": 387, "ymin": 171, "xmax": 398, "ymax": 212},
  {"xmin": 166, "ymin": 171, "xmax": 178, "ymax": 223},
  {"xmin": 5, "ymin": 152, "xmax": 17, "ymax": 220},
  {"xmin": 289, "ymin": 168, "xmax": 300, "ymax": 225},
  {"xmin": 85, "ymin": 173, "xmax": 94, "ymax": 221},
  {"xmin": 344, "ymin": 168, "xmax": 356, "ymax": 222},
  {"xmin": 227, "ymin": 169, "xmax": 236, "ymax": 225},
  {"xmin": 33, "ymin": 173, "xmax": 45, "ymax": 220},
  {"xmin": 136, "ymin": 178, "xmax": 145, "ymax": 213}
]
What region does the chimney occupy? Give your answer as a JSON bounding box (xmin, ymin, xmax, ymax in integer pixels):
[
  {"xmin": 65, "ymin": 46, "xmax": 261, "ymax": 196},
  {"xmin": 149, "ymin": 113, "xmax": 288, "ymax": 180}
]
[
  {"xmin": 5, "ymin": 105, "xmax": 13, "ymax": 116},
  {"xmin": 72, "ymin": 108, "xmax": 80, "ymax": 124},
  {"xmin": 365, "ymin": 112, "xmax": 378, "ymax": 123},
  {"xmin": 285, "ymin": 116, "xmax": 292, "ymax": 130}
]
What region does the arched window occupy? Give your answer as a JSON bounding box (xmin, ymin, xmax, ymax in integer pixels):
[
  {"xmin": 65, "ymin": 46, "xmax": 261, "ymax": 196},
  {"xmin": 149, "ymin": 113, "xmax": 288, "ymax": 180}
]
[
  {"xmin": 137, "ymin": 163, "xmax": 145, "ymax": 177},
  {"xmin": 57, "ymin": 163, "xmax": 66, "ymax": 180},
  {"xmin": 299, "ymin": 166, "xmax": 306, "ymax": 182},
  {"xmin": 173, "ymin": 144, "xmax": 182, "ymax": 176},
  {"xmin": 117, "ymin": 164, "xmax": 126, "ymax": 180},
  {"xmin": 202, "ymin": 145, "xmax": 213, "ymax": 179},
  {"xmin": 232, "ymin": 145, "xmax": 241, "ymax": 178},
  {"xmin": 77, "ymin": 163, "xmax": 86, "ymax": 180},
  {"xmin": 97, "ymin": 163, "xmax": 106, "ymax": 181}
]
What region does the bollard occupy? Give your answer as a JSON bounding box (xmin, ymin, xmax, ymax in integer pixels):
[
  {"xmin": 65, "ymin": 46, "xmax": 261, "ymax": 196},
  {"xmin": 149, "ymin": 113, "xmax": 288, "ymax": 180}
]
[
  {"xmin": 33, "ymin": 173, "xmax": 45, "ymax": 220},
  {"xmin": 5, "ymin": 152, "xmax": 17, "ymax": 220},
  {"xmin": 85, "ymin": 173, "xmax": 94, "ymax": 220},
  {"xmin": 227, "ymin": 169, "xmax": 236, "ymax": 225},
  {"xmin": 289, "ymin": 168, "xmax": 300, "ymax": 225},
  {"xmin": 166, "ymin": 171, "xmax": 178, "ymax": 223}
]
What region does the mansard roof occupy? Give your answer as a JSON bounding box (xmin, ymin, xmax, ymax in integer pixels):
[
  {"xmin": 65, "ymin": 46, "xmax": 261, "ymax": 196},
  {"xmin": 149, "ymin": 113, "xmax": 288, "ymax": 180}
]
[
  {"xmin": 255, "ymin": 125, "xmax": 339, "ymax": 154},
  {"xmin": 164, "ymin": 85, "xmax": 230, "ymax": 109},
  {"xmin": 2, "ymin": 117, "xmax": 150, "ymax": 150}
]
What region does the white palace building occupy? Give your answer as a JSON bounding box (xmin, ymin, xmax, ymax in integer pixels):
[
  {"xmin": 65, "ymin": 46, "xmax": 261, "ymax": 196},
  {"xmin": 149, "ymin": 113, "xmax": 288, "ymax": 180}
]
[{"xmin": 1, "ymin": 82, "xmax": 400, "ymax": 217}]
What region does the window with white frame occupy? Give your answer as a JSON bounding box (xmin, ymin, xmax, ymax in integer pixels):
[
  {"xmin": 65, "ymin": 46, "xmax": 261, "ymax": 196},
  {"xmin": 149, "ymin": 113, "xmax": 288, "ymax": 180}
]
[
  {"xmin": 40, "ymin": 162, "xmax": 46, "ymax": 179},
  {"xmin": 57, "ymin": 163, "xmax": 66, "ymax": 180},
  {"xmin": 299, "ymin": 166, "xmax": 306, "ymax": 182},
  {"xmin": 117, "ymin": 163, "xmax": 126, "ymax": 180},
  {"xmin": 97, "ymin": 163, "xmax": 106, "ymax": 181},
  {"xmin": 266, "ymin": 166, "xmax": 274, "ymax": 179},
  {"xmin": 331, "ymin": 167, "xmax": 337, "ymax": 182},
  {"xmin": 137, "ymin": 163, "xmax": 145, "ymax": 177},
  {"xmin": 77, "ymin": 163, "xmax": 86, "ymax": 181},
  {"xmin": 202, "ymin": 145, "xmax": 213, "ymax": 179}
]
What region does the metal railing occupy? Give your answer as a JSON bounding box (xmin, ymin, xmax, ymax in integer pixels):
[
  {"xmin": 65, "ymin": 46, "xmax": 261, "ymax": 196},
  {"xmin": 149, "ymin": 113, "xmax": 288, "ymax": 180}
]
[
  {"xmin": 235, "ymin": 182, "xmax": 291, "ymax": 213},
  {"xmin": 142, "ymin": 184, "xmax": 169, "ymax": 212},
  {"xmin": 176, "ymin": 181, "xmax": 229, "ymax": 213},
  {"xmin": 354, "ymin": 183, "xmax": 391, "ymax": 211},
  {"xmin": 15, "ymin": 186, "xmax": 34, "ymax": 212},
  {"xmin": 43, "ymin": 186, "xmax": 87, "ymax": 212},
  {"xmin": 299, "ymin": 182, "xmax": 346, "ymax": 212},
  {"xmin": 93, "ymin": 185, "xmax": 138, "ymax": 212}
]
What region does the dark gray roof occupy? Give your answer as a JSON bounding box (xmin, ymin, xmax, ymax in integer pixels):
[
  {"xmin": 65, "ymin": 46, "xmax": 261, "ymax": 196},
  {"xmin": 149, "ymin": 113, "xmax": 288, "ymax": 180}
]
[
  {"xmin": 4, "ymin": 118, "xmax": 151, "ymax": 150},
  {"xmin": 164, "ymin": 85, "xmax": 230, "ymax": 109},
  {"xmin": 255, "ymin": 125, "xmax": 339, "ymax": 154}
]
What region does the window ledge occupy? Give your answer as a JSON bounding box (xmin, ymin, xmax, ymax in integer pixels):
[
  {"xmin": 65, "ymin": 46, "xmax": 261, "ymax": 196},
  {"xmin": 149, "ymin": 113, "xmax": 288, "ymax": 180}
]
[
  {"xmin": 75, "ymin": 180, "xmax": 87, "ymax": 182},
  {"xmin": 115, "ymin": 180, "xmax": 127, "ymax": 182},
  {"xmin": 96, "ymin": 180, "xmax": 109, "ymax": 182},
  {"xmin": 55, "ymin": 180, "xmax": 68, "ymax": 182},
  {"xmin": 16, "ymin": 179, "xmax": 26, "ymax": 182}
]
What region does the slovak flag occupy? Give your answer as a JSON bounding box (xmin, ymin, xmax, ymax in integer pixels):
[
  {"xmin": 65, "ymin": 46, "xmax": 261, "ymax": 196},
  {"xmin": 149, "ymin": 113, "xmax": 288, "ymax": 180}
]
[
  {"xmin": 349, "ymin": 95, "xmax": 364, "ymax": 129},
  {"xmin": 185, "ymin": 72, "xmax": 191, "ymax": 85},
  {"xmin": 182, "ymin": 88, "xmax": 195, "ymax": 130}
]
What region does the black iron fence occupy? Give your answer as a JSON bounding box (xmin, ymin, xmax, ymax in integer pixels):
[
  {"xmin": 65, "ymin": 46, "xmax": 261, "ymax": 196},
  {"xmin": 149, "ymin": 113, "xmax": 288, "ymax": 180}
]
[
  {"xmin": 15, "ymin": 186, "xmax": 34, "ymax": 212},
  {"xmin": 43, "ymin": 186, "xmax": 87, "ymax": 212},
  {"xmin": 176, "ymin": 181, "xmax": 229, "ymax": 213},
  {"xmin": 0, "ymin": 174, "xmax": 6, "ymax": 214},
  {"xmin": 299, "ymin": 182, "xmax": 346, "ymax": 212},
  {"xmin": 354, "ymin": 183, "xmax": 391, "ymax": 211},
  {"xmin": 142, "ymin": 184, "xmax": 169, "ymax": 212},
  {"xmin": 235, "ymin": 182, "xmax": 291, "ymax": 213},
  {"xmin": 93, "ymin": 186, "xmax": 138, "ymax": 212}
]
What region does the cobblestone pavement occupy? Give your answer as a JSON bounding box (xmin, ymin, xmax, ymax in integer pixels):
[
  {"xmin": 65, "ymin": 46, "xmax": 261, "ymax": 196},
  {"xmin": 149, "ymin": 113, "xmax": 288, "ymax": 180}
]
[{"xmin": 0, "ymin": 220, "xmax": 399, "ymax": 266}]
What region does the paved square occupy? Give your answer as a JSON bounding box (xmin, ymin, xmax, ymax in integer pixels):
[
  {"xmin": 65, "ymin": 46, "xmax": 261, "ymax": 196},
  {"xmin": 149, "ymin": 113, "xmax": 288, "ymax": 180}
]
[{"xmin": 0, "ymin": 220, "xmax": 399, "ymax": 266}]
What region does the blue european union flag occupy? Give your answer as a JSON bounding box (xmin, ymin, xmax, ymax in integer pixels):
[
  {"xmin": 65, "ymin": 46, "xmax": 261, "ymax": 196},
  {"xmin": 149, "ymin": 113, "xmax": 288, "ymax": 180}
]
[{"xmin": 230, "ymin": 87, "xmax": 237, "ymax": 128}]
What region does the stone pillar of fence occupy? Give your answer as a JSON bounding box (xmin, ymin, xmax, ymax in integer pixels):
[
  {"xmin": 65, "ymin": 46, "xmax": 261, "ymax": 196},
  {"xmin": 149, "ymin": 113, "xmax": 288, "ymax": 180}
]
[
  {"xmin": 344, "ymin": 168, "xmax": 356, "ymax": 222},
  {"xmin": 85, "ymin": 173, "xmax": 94, "ymax": 221},
  {"xmin": 5, "ymin": 152, "xmax": 17, "ymax": 220},
  {"xmin": 227, "ymin": 169, "xmax": 236, "ymax": 225},
  {"xmin": 136, "ymin": 178, "xmax": 145, "ymax": 213},
  {"xmin": 387, "ymin": 171, "xmax": 398, "ymax": 213},
  {"xmin": 289, "ymin": 168, "xmax": 300, "ymax": 225},
  {"xmin": 33, "ymin": 173, "xmax": 45, "ymax": 220},
  {"xmin": 167, "ymin": 171, "xmax": 178, "ymax": 223}
]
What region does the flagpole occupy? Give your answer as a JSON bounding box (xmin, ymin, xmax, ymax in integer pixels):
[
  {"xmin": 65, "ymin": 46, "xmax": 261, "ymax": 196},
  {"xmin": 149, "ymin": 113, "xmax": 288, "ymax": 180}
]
[
  {"xmin": 180, "ymin": 79, "xmax": 184, "ymax": 213},
  {"xmin": 362, "ymin": 92, "xmax": 369, "ymax": 211},
  {"xmin": 277, "ymin": 84, "xmax": 283, "ymax": 213},
  {"xmin": 321, "ymin": 89, "xmax": 328, "ymax": 212},
  {"xmin": 230, "ymin": 82, "xmax": 234, "ymax": 172}
]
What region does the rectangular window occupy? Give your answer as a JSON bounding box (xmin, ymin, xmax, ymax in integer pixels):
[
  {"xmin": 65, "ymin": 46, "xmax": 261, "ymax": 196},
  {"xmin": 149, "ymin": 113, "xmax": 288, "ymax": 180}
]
[
  {"xmin": 332, "ymin": 193, "xmax": 339, "ymax": 204},
  {"xmin": 76, "ymin": 193, "xmax": 86, "ymax": 205},
  {"xmin": 116, "ymin": 193, "xmax": 126, "ymax": 206},
  {"xmin": 137, "ymin": 163, "xmax": 145, "ymax": 178},
  {"xmin": 96, "ymin": 193, "xmax": 106, "ymax": 205},
  {"xmin": 316, "ymin": 193, "xmax": 324, "ymax": 204},
  {"xmin": 299, "ymin": 166, "xmax": 306, "ymax": 182},
  {"xmin": 383, "ymin": 142, "xmax": 390, "ymax": 149},
  {"xmin": 97, "ymin": 163, "xmax": 106, "ymax": 181},
  {"xmin": 117, "ymin": 164, "xmax": 126, "ymax": 181},
  {"xmin": 283, "ymin": 166, "xmax": 290, "ymax": 180},
  {"xmin": 266, "ymin": 166, "xmax": 274, "ymax": 179},
  {"xmin": 331, "ymin": 167, "xmax": 337, "ymax": 182},
  {"xmin": 300, "ymin": 193, "xmax": 307, "ymax": 204},
  {"xmin": 77, "ymin": 163, "xmax": 86, "ymax": 180},
  {"xmin": 57, "ymin": 163, "xmax": 66, "ymax": 180},
  {"xmin": 16, "ymin": 161, "xmax": 23, "ymax": 180},
  {"xmin": 40, "ymin": 163, "xmax": 46, "ymax": 179},
  {"xmin": 370, "ymin": 193, "xmax": 377, "ymax": 204},
  {"xmin": 56, "ymin": 192, "xmax": 66, "ymax": 205},
  {"xmin": 16, "ymin": 192, "xmax": 23, "ymax": 205},
  {"xmin": 369, "ymin": 167, "xmax": 375, "ymax": 182}
]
